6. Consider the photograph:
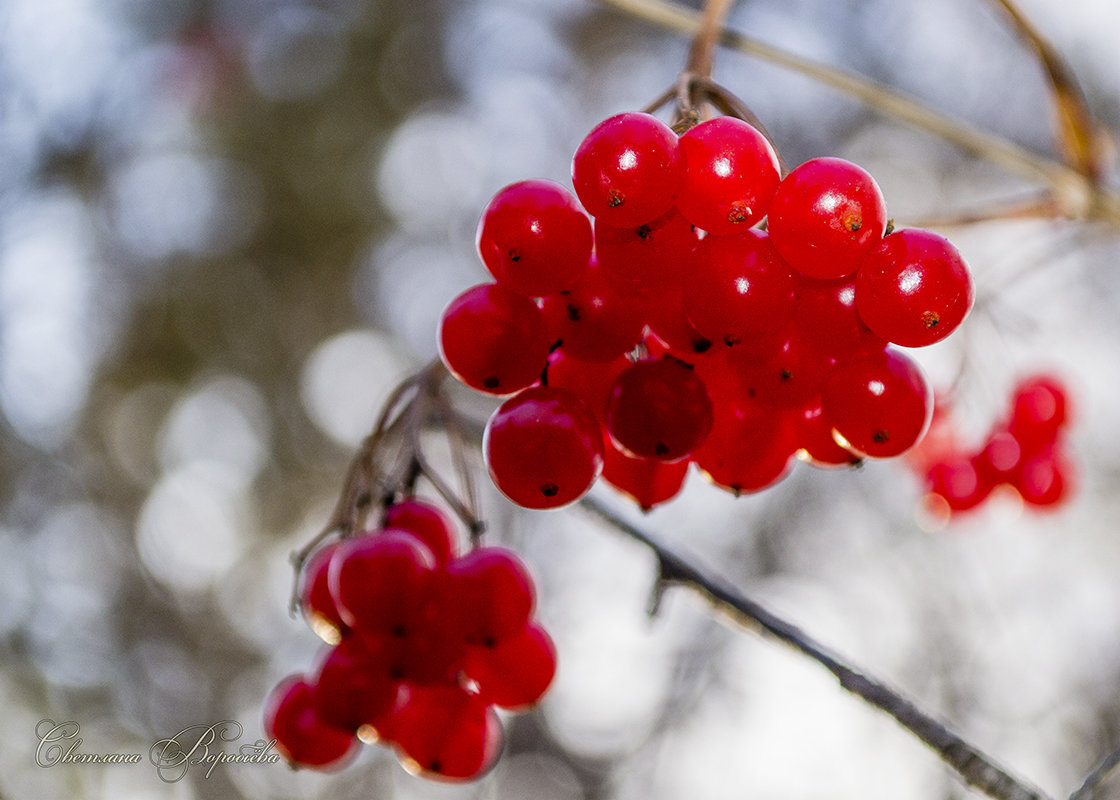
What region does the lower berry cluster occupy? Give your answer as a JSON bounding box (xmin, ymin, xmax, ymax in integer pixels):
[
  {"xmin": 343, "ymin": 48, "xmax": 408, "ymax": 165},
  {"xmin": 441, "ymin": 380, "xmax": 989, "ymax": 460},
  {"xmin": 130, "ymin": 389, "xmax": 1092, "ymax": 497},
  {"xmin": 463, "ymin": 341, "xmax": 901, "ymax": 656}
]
[
  {"xmin": 439, "ymin": 111, "xmax": 975, "ymax": 510},
  {"xmin": 919, "ymin": 375, "xmax": 1073, "ymax": 515},
  {"xmin": 264, "ymin": 499, "xmax": 556, "ymax": 781}
]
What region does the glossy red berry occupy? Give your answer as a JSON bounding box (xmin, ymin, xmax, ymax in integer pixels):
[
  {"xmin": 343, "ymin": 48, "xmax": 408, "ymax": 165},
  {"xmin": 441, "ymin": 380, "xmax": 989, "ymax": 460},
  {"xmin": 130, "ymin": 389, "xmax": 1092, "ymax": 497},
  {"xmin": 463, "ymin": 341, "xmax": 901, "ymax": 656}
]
[
  {"xmin": 264, "ymin": 675, "xmax": 359, "ymax": 769},
  {"xmin": 594, "ymin": 208, "xmax": 700, "ymax": 294},
  {"xmin": 328, "ymin": 530, "xmax": 436, "ymax": 634},
  {"xmin": 793, "ymin": 275, "xmax": 885, "ymax": 360},
  {"xmin": 731, "ymin": 326, "xmax": 833, "ymax": 409},
  {"xmin": 606, "ymin": 358, "xmax": 714, "ymax": 461},
  {"xmin": 384, "ymin": 499, "xmax": 458, "ymax": 566},
  {"xmin": 601, "ymin": 433, "xmax": 690, "ymax": 510},
  {"xmin": 484, "ymin": 386, "xmax": 604, "ymax": 509},
  {"xmin": 796, "ymin": 398, "xmax": 862, "ymax": 468},
  {"xmin": 299, "ymin": 542, "xmax": 348, "ymax": 644},
  {"xmin": 855, "ymin": 228, "xmax": 974, "ymax": 347},
  {"xmin": 683, "ymin": 230, "xmax": 798, "ymax": 348},
  {"xmin": 447, "ymin": 547, "xmax": 537, "ymax": 647},
  {"xmin": 693, "ymin": 398, "xmax": 799, "ymax": 494},
  {"xmin": 540, "ymin": 259, "xmax": 645, "ymax": 363},
  {"xmin": 438, "ymin": 283, "xmax": 552, "ymax": 394},
  {"xmin": 676, "ymin": 116, "xmax": 780, "ymax": 235},
  {"xmin": 766, "ymin": 157, "xmax": 888, "ymax": 279},
  {"xmin": 392, "ymin": 686, "xmax": 503, "ymax": 781},
  {"xmin": 571, "ymin": 112, "xmax": 685, "ymax": 227},
  {"xmin": 465, "ymin": 622, "xmax": 558, "ymax": 709},
  {"xmin": 642, "ymin": 288, "xmax": 717, "ymax": 363},
  {"xmin": 821, "ymin": 348, "xmax": 932, "ymax": 458},
  {"xmin": 542, "ymin": 350, "xmax": 630, "ymax": 421},
  {"xmin": 310, "ymin": 638, "xmax": 401, "ymax": 732},
  {"xmin": 390, "ymin": 603, "xmax": 471, "ymax": 686},
  {"xmin": 476, "ymin": 180, "xmax": 593, "ymax": 297}
]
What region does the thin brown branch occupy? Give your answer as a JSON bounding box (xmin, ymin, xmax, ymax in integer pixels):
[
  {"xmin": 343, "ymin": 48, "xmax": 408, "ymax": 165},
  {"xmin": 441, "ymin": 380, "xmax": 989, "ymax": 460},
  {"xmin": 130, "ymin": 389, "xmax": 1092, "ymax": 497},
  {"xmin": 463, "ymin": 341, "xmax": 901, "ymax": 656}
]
[
  {"xmin": 986, "ymin": 0, "xmax": 1109, "ymax": 181},
  {"xmin": 1070, "ymin": 743, "xmax": 1120, "ymax": 800},
  {"xmin": 577, "ymin": 493, "xmax": 1056, "ymax": 800},
  {"xmin": 684, "ymin": 0, "xmax": 736, "ymax": 80},
  {"xmin": 900, "ymin": 190, "xmax": 1066, "ymax": 229},
  {"xmin": 592, "ymin": 0, "xmax": 1120, "ymax": 225}
]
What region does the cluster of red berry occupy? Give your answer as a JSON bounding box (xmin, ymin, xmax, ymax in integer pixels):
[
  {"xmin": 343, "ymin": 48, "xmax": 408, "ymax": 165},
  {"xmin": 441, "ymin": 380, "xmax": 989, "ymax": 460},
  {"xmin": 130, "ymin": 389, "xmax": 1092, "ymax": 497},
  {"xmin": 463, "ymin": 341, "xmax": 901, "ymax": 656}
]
[
  {"xmin": 439, "ymin": 111, "xmax": 975, "ymax": 509},
  {"xmin": 920, "ymin": 375, "xmax": 1073, "ymax": 515},
  {"xmin": 263, "ymin": 499, "xmax": 556, "ymax": 780}
]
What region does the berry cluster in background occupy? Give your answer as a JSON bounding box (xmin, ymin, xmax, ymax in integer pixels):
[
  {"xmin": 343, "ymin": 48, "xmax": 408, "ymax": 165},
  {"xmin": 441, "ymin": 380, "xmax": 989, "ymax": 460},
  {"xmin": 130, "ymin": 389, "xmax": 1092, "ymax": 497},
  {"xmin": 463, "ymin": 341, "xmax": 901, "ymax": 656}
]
[
  {"xmin": 439, "ymin": 111, "xmax": 976, "ymax": 510},
  {"xmin": 917, "ymin": 375, "xmax": 1074, "ymax": 517},
  {"xmin": 264, "ymin": 499, "xmax": 556, "ymax": 781}
]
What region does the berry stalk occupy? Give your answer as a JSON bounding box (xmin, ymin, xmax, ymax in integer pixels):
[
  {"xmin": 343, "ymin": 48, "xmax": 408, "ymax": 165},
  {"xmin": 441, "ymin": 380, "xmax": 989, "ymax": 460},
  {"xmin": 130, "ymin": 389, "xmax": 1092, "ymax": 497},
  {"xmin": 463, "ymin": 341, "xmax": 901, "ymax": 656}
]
[{"xmin": 683, "ymin": 0, "xmax": 736, "ymax": 83}]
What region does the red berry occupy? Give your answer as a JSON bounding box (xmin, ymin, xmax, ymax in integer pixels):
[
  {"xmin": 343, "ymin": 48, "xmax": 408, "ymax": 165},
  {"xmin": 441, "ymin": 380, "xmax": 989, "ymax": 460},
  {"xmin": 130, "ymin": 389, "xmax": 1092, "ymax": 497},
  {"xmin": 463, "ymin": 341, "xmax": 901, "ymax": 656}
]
[
  {"xmin": 1013, "ymin": 446, "xmax": 1071, "ymax": 508},
  {"xmin": 793, "ymin": 275, "xmax": 885, "ymax": 360},
  {"xmin": 363, "ymin": 564, "xmax": 474, "ymax": 686},
  {"xmin": 476, "ymin": 179, "xmax": 593, "ymax": 297},
  {"xmin": 299, "ymin": 542, "xmax": 348, "ymax": 644},
  {"xmin": 484, "ymin": 386, "xmax": 603, "ymax": 509},
  {"xmin": 683, "ymin": 230, "xmax": 798, "ymax": 348},
  {"xmin": 571, "ymin": 112, "xmax": 685, "ymax": 227},
  {"xmin": 438, "ymin": 283, "xmax": 552, "ymax": 394},
  {"xmin": 693, "ymin": 398, "xmax": 799, "ymax": 495},
  {"xmin": 1009, "ymin": 374, "xmax": 1069, "ymax": 450},
  {"xmin": 767, "ymin": 157, "xmax": 888, "ymax": 279},
  {"xmin": 606, "ymin": 358, "xmax": 714, "ymax": 462},
  {"xmin": 263, "ymin": 675, "xmax": 359, "ymax": 769},
  {"xmin": 821, "ymin": 348, "xmax": 932, "ymax": 458},
  {"xmin": 676, "ymin": 116, "xmax": 780, "ymax": 235},
  {"xmin": 328, "ymin": 530, "xmax": 436, "ymax": 635},
  {"xmin": 392, "ymin": 686, "xmax": 503, "ymax": 781},
  {"xmin": 310, "ymin": 638, "xmax": 401, "ymax": 732},
  {"xmin": 543, "ymin": 349, "xmax": 630, "ymax": 421},
  {"xmin": 601, "ymin": 433, "xmax": 690, "ymax": 510},
  {"xmin": 384, "ymin": 499, "xmax": 458, "ymax": 565},
  {"xmin": 642, "ymin": 288, "xmax": 717, "ymax": 363},
  {"xmin": 855, "ymin": 228, "xmax": 974, "ymax": 347},
  {"xmin": 594, "ymin": 208, "xmax": 700, "ymax": 295},
  {"xmin": 540, "ymin": 259, "xmax": 645, "ymax": 363},
  {"xmin": 974, "ymin": 428, "xmax": 1023, "ymax": 486},
  {"xmin": 731, "ymin": 326, "xmax": 833, "ymax": 409},
  {"xmin": 465, "ymin": 622, "xmax": 558, "ymax": 709},
  {"xmin": 446, "ymin": 547, "xmax": 536, "ymax": 647},
  {"xmin": 926, "ymin": 454, "xmax": 993, "ymax": 512},
  {"xmin": 796, "ymin": 398, "xmax": 862, "ymax": 468}
]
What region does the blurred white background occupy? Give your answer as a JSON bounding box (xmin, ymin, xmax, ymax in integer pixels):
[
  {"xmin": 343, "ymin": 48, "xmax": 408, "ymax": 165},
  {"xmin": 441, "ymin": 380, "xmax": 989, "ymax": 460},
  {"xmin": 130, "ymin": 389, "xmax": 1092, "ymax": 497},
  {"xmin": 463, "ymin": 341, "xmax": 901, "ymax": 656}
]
[{"xmin": 1, "ymin": 0, "xmax": 1120, "ymax": 798}]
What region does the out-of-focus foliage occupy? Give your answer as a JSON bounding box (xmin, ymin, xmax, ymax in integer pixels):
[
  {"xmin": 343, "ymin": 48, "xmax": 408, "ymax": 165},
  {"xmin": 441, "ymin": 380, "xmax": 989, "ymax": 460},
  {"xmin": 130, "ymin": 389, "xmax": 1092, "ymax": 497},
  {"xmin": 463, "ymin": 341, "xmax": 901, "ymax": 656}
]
[{"xmin": 2, "ymin": 0, "xmax": 1120, "ymax": 798}]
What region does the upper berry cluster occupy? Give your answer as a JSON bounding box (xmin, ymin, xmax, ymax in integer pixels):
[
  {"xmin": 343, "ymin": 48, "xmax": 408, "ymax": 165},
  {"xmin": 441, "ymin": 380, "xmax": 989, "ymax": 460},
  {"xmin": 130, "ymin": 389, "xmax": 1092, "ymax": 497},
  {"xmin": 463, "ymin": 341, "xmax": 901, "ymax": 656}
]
[{"xmin": 439, "ymin": 111, "xmax": 976, "ymax": 510}]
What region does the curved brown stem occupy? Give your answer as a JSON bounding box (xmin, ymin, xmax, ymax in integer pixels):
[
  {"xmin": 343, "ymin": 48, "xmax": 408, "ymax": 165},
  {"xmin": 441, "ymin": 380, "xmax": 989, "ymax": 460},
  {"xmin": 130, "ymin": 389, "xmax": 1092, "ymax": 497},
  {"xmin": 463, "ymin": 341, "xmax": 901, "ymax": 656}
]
[
  {"xmin": 670, "ymin": 0, "xmax": 737, "ymax": 128},
  {"xmin": 986, "ymin": 0, "xmax": 1109, "ymax": 181},
  {"xmin": 595, "ymin": 0, "xmax": 1120, "ymax": 225}
]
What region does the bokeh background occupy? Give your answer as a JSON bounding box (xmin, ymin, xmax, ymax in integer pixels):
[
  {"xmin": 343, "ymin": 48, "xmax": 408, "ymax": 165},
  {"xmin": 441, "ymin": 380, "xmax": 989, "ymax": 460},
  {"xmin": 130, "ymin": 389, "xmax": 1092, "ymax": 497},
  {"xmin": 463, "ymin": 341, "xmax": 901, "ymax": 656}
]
[{"xmin": 3, "ymin": 0, "xmax": 1120, "ymax": 798}]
